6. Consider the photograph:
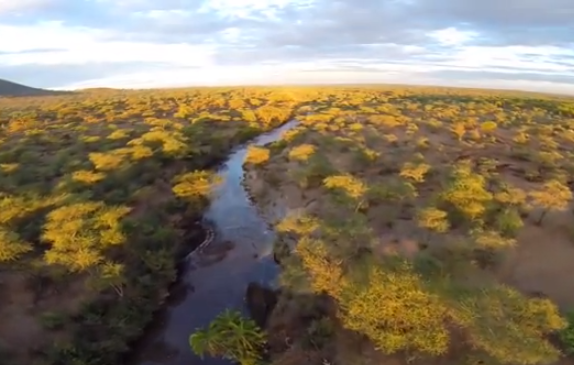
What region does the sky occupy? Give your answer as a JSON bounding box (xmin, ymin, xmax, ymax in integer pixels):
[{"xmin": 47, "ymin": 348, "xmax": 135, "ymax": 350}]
[{"xmin": 0, "ymin": 0, "xmax": 573, "ymax": 94}]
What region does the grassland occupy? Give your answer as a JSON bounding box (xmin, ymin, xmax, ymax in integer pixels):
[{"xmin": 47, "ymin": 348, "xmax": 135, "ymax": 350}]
[
  {"xmin": 240, "ymin": 87, "xmax": 574, "ymax": 365},
  {"xmin": 0, "ymin": 87, "xmax": 309, "ymax": 365}
]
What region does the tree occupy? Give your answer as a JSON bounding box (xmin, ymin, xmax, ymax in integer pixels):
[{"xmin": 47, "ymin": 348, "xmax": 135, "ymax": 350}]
[
  {"xmin": 88, "ymin": 261, "xmax": 127, "ymax": 297},
  {"xmin": 41, "ymin": 202, "xmax": 130, "ymax": 272},
  {"xmin": 337, "ymin": 261, "xmax": 450, "ymax": 357},
  {"xmin": 0, "ymin": 227, "xmax": 32, "ymax": 262},
  {"xmin": 400, "ymin": 162, "xmax": 431, "ymax": 183},
  {"xmin": 416, "ymin": 207, "xmax": 450, "ymax": 242},
  {"xmin": 529, "ymin": 179, "xmax": 572, "ymax": 224},
  {"xmin": 172, "ymin": 170, "xmax": 220, "ymax": 202},
  {"xmin": 189, "ymin": 310, "xmax": 266, "ymax": 365},
  {"xmin": 471, "ymin": 228, "xmax": 516, "ymax": 250},
  {"xmin": 288, "ymin": 144, "xmax": 316, "ymax": 162},
  {"xmin": 450, "ymin": 122, "xmax": 466, "ymax": 141},
  {"xmin": 441, "ymin": 162, "xmax": 493, "ymax": 222},
  {"xmin": 323, "ymin": 174, "xmax": 368, "ymax": 211},
  {"xmin": 244, "ymin": 146, "xmax": 270, "ymax": 165}
]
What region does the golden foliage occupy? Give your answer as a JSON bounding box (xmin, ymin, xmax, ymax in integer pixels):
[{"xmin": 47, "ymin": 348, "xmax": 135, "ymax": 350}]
[
  {"xmin": 245, "ymin": 145, "xmax": 271, "ymax": 165},
  {"xmin": 338, "ymin": 261, "xmax": 450, "ymax": 356},
  {"xmin": 480, "ymin": 121, "xmax": 498, "ymax": 132},
  {"xmin": 288, "ymin": 144, "xmax": 316, "ymax": 162},
  {"xmin": 529, "ymin": 179, "xmax": 572, "ymax": 212},
  {"xmin": 89, "ymin": 152, "xmax": 127, "ymax": 171},
  {"xmin": 107, "ymin": 129, "xmax": 130, "ymax": 140},
  {"xmin": 72, "ymin": 170, "xmax": 107, "ymax": 184},
  {"xmin": 494, "ymin": 185, "xmax": 527, "ymax": 206},
  {"xmin": 172, "ymin": 170, "xmax": 220, "ymax": 200},
  {"xmin": 296, "ymin": 236, "xmax": 344, "ymax": 297},
  {"xmin": 0, "ymin": 228, "xmax": 32, "ymax": 262},
  {"xmin": 399, "ymin": 162, "xmax": 431, "ymax": 183},
  {"xmin": 42, "ymin": 202, "xmax": 131, "ymax": 272},
  {"xmin": 471, "ymin": 229, "xmax": 516, "ymax": 249},
  {"xmin": 442, "ymin": 162, "xmax": 493, "ymax": 220},
  {"xmin": 323, "ymin": 174, "xmax": 367, "ymax": 200},
  {"xmin": 0, "ymin": 163, "xmax": 18, "ymax": 173},
  {"xmin": 276, "ymin": 213, "xmax": 321, "ymax": 236},
  {"xmin": 417, "ymin": 207, "xmax": 450, "ymax": 233},
  {"xmin": 450, "ymin": 122, "xmax": 466, "ymax": 140}
]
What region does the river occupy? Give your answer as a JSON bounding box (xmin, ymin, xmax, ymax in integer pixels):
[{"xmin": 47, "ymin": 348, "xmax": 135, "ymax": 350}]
[{"xmin": 130, "ymin": 120, "xmax": 297, "ymax": 365}]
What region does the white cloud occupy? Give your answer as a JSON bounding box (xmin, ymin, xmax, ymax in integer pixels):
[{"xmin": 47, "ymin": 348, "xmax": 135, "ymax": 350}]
[
  {"xmin": 0, "ymin": 21, "xmax": 108, "ymax": 53},
  {"xmin": 441, "ymin": 78, "xmax": 574, "ymax": 95},
  {"xmin": 0, "ymin": 0, "xmax": 52, "ymax": 14},
  {"xmin": 198, "ymin": 0, "xmax": 314, "ymax": 20},
  {"xmin": 0, "ymin": 22, "xmax": 215, "ymax": 66},
  {"xmin": 1, "ymin": 42, "xmax": 215, "ymax": 66},
  {"xmin": 441, "ymin": 45, "xmax": 574, "ymax": 72},
  {"xmin": 134, "ymin": 9, "xmax": 192, "ymax": 18},
  {"xmin": 429, "ymin": 27, "xmax": 478, "ymax": 46}
]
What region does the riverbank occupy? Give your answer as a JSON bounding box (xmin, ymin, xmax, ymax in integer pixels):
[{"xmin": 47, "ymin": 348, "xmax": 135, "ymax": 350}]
[{"xmin": 128, "ymin": 119, "xmax": 303, "ymax": 365}]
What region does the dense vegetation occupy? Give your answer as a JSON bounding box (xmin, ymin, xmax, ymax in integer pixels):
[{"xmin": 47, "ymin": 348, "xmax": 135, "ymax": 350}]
[
  {"xmin": 230, "ymin": 87, "xmax": 574, "ymax": 365},
  {"xmin": 0, "ymin": 87, "xmax": 308, "ymax": 365}
]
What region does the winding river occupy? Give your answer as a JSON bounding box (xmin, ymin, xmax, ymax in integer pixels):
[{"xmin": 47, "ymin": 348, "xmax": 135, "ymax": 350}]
[{"xmin": 130, "ymin": 120, "xmax": 297, "ymax": 365}]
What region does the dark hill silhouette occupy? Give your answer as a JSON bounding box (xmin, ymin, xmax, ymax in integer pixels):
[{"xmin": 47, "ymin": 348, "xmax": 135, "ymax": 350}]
[{"xmin": 0, "ymin": 78, "xmax": 72, "ymax": 97}]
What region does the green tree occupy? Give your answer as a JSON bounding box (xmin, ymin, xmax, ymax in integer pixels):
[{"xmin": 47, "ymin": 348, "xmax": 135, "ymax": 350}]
[
  {"xmin": 88, "ymin": 261, "xmax": 127, "ymax": 297},
  {"xmin": 441, "ymin": 162, "xmax": 493, "ymax": 221},
  {"xmin": 189, "ymin": 310, "xmax": 266, "ymax": 365}
]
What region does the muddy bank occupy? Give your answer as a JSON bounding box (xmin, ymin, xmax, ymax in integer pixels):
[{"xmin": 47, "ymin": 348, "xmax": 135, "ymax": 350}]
[{"xmin": 243, "ymin": 154, "xmax": 323, "ymax": 263}]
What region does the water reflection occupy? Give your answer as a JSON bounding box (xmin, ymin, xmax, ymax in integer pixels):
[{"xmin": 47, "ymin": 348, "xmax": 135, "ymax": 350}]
[
  {"xmin": 130, "ymin": 121, "xmax": 298, "ymax": 365},
  {"xmin": 139, "ymin": 338, "xmax": 180, "ymax": 363},
  {"xmin": 189, "ymin": 241, "xmax": 235, "ymax": 269}
]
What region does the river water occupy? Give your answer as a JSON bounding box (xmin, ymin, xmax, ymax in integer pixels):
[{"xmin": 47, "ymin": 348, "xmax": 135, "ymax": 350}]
[{"xmin": 130, "ymin": 120, "xmax": 297, "ymax": 365}]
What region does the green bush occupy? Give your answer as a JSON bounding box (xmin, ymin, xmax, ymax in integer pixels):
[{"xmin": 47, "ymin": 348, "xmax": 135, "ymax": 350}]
[
  {"xmin": 189, "ymin": 310, "xmax": 266, "ymax": 365},
  {"xmin": 559, "ymin": 310, "xmax": 574, "ymax": 354}
]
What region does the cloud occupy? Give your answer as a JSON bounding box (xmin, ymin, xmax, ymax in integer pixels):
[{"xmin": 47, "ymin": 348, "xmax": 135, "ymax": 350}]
[
  {"xmin": 0, "ymin": 0, "xmax": 572, "ymax": 94},
  {"xmin": 0, "ymin": 0, "xmax": 53, "ymax": 15}
]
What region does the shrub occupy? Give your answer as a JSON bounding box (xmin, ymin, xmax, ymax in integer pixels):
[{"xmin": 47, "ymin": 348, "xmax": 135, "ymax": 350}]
[
  {"xmin": 189, "ymin": 310, "xmax": 266, "ymax": 365},
  {"xmin": 559, "ymin": 310, "xmax": 574, "ymax": 355}
]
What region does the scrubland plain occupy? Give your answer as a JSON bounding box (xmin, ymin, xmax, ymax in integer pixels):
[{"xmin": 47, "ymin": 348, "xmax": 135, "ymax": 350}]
[{"xmin": 2, "ymin": 85, "xmax": 574, "ymax": 365}]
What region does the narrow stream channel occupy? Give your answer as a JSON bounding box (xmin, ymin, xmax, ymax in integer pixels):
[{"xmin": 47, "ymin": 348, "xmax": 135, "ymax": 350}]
[{"xmin": 130, "ymin": 120, "xmax": 298, "ymax": 365}]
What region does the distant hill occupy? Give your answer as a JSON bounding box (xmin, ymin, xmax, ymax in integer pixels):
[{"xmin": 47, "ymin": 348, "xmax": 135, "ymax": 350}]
[{"xmin": 0, "ymin": 78, "xmax": 71, "ymax": 97}]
